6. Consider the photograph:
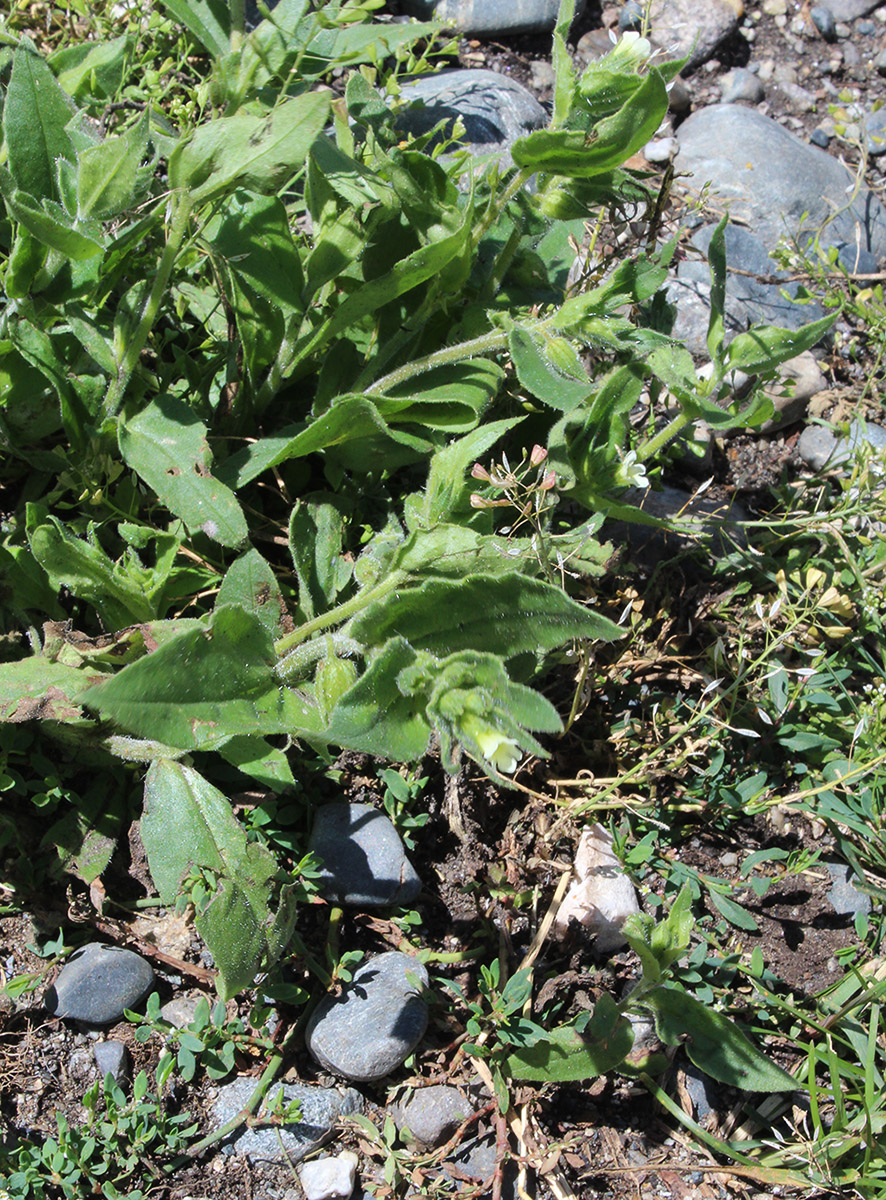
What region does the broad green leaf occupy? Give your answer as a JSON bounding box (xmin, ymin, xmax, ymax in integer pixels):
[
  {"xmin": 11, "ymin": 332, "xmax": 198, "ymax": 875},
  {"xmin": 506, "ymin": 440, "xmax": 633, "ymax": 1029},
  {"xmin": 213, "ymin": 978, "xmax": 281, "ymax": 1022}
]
[
  {"xmin": 508, "ymin": 325, "xmax": 592, "ymax": 412},
  {"xmin": 506, "ymin": 995, "xmax": 634, "ymax": 1082},
  {"xmin": 119, "ymin": 394, "xmax": 248, "ymax": 549},
  {"xmin": 77, "ymin": 109, "xmax": 149, "ymax": 220},
  {"xmin": 218, "ymin": 398, "xmax": 433, "ymax": 491},
  {"xmin": 158, "ymin": 0, "xmax": 230, "ymax": 57},
  {"xmin": 353, "ymin": 573, "xmax": 623, "ymax": 658},
  {"xmin": 724, "ymin": 314, "xmax": 836, "ymax": 375},
  {"xmin": 0, "ymin": 657, "xmax": 103, "ymax": 723},
  {"xmin": 51, "ymin": 35, "xmax": 132, "ymax": 101},
  {"xmin": 4, "ymin": 42, "xmax": 77, "ymax": 202},
  {"xmin": 421, "ymin": 417, "xmax": 523, "ymax": 527},
  {"xmin": 288, "ymin": 493, "xmax": 352, "ymax": 621},
  {"xmin": 142, "ymin": 759, "xmax": 297, "ymax": 999},
  {"xmin": 168, "ymin": 92, "xmax": 330, "ymax": 202},
  {"xmin": 30, "ymin": 518, "xmax": 156, "ymax": 629},
  {"xmin": 512, "ymin": 70, "xmax": 668, "ymax": 178},
  {"xmin": 641, "ymin": 984, "xmax": 797, "ymax": 1092},
  {"xmin": 374, "ymin": 359, "xmax": 505, "ymax": 432},
  {"xmin": 217, "ymin": 549, "xmax": 287, "ymax": 639},
  {"xmin": 206, "ymin": 189, "xmax": 304, "ymax": 312},
  {"xmin": 323, "ymin": 638, "xmax": 431, "ymax": 763},
  {"xmin": 218, "ymin": 735, "xmax": 295, "ymax": 792},
  {"xmin": 646, "ymin": 343, "xmax": 698, "ymax": 395},
  {"xmin": 82, "ymin": 605, "xmax": 310, "ymax": 750},
  {"xmin": 43, "ymin": 786, "xmax": 121, "ymax": 884},
  {"xmin": 1, "ymin": 185, "xmax": 105, "ymax": 260},
  {"xmin": 622, "ymin": 883, "xmax": 693, "ymax": 985}
]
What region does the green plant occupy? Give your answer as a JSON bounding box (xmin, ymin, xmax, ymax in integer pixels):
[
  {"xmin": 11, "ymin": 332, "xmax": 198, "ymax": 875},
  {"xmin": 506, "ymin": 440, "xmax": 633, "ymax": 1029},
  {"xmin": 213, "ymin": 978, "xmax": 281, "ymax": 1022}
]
[
  {"xmin": 0, "ymin": 0, "xmax": 835, "ymax": 1009},
  {"xmin": 1, "ymin": 1070, "xmax": 198, "ymax": 1199}
]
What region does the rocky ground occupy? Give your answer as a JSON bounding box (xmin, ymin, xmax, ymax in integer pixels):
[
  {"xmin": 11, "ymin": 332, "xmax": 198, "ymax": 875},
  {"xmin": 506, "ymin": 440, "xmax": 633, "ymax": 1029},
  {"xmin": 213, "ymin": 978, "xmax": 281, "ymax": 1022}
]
[{"xmin": 2, "ymin": 2, "xmax": 886, "ymax": 1199}]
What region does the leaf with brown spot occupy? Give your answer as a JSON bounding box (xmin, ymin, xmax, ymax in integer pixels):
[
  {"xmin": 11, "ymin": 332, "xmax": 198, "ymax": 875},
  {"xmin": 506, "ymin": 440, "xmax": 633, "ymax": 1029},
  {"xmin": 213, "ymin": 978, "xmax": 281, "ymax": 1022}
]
[{"xmin": 0, "ymin": 659, "xmax": 103, "ymax": 723}]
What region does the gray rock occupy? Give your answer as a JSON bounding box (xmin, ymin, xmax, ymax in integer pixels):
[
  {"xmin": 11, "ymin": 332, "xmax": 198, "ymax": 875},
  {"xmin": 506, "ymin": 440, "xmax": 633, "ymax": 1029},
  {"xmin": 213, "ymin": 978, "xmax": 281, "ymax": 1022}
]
[
  {"xmin": 680, "ymin": 1061, "xmax": 720, "ymax": 1125},
  {"xmin": 399, "ymin": 0, "xmax": 578, "ymax": 35},
  {"xmin": 672, "ymin": 222, "xmax": 825, "ymax": 350},
  {"xmin": 309, "ymin": 803, "xmax": 421, "ymax": 908},
  {"xmin": 674, "ymin": 104, "xmax": 886, "ymax": 261},
  {"xmin": 391, "ymin": 1084, "xmax": 471, "ymax": 1148},
  {"xmin": 825, "ymin": 863, "xmax": 872, "ymax": 917},
  {"xmin": 834, "ymin": 243, "xmax": 878, "ymax": 275},
  {"xmin": 667, "ymin": 77, "xmax": 693, "ymax": 114},
  {"xmin": 45, "ymin": 943, "xmax": 155, "ymax": 1026},
  {"xmin": 797, "ymin": 419, "xmax": 886, "ymax": 470},
  {"xmin": 619, "ymin": 1, "xmax": 645, "ymax": 32},
  {"xmin": 720, "ymin": 67, "xmax": 765, "ymax": 105},
  {"xmin": 809, "ymin": 127, "xmax": 831, "ymax": 149},
  {"xmin": 643, "ymin": 136, "xmax": 678, "ymax": 163},
  {"xmin": 646, "ymin": 0, "xmax": 742, "ymax": 71},
  {"xmin": 823, "ymin": 0, "xmax": 879, "ymax": 17},
  {"xmin": 605, "ymin": 485, "xmax": 749, "ymax": 564},
  {"xmin": 863, "ymin": 109, "xmax": 886, "ymax": 157},
  {"xmin": 93, "ymin": 1040, "xmax": 129, "ymax": 1087},
  {"xmin": 394, "ymin": 70, "xmax": 547, "ymax": 164},
  {"xmin": 159, "ymin": 994, "xmax": 202, "ymax": 1029},
  {"xmin": 760, "ymin": 351, "xmax": 827, "ymax": 431},
  {"xmin": 306, "ymin": 952, "xmax": 429, "ymax": 1082},
  {"xmin": 810, "ymin": 5, "xmax": 838, "ymax": 40},
  {"xmin": 213, "ymin": 1078, "xmax": 363, "ymax": 1163}
]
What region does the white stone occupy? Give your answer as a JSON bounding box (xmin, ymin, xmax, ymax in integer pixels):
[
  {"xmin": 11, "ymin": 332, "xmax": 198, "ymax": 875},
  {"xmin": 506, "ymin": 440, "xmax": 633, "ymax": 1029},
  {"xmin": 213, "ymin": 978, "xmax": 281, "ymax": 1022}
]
[
  {"xmin": 298, "ymin": 1151, "xmax": 359, "ymax": 1200},
  {"xmin": 643, "ymin": 137, "xmax": 679, "ymax": 163},
  {"xmin": 553, "ymin": 824, "xmax": 640, "ymax": 949}
]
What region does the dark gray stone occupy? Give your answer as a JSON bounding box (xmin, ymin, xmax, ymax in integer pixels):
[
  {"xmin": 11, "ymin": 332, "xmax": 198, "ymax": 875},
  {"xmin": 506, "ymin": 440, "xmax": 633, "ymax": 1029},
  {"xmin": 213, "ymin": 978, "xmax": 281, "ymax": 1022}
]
[
  {"xmin": 825, "ymin": 863, "xmax": 872, "ymax": 917},
  {"xmin": 810, "ymin": 5, "xmax": 838, "ymax": 41},
  {"xmin": 309, "ymin": 803, "xmax": 421, "ymax": 908},
  {"xmin": 834, "ymin": 243, "xmax": 878, "ymax": 275},
  {"xmin": 619, "ymin": 0, "xmax": 644, "ymax": 31},
  {"xmin": 797, "ymin": 419, "xmax": 886, "ymax": 470},
  {"xmin": 399, "ymin": 0, "xmax": 578, "ymax": 35},
  {"xmin": 680, "ymin": 1061, "xmax": 720, "ymax": 1125},
  {"xmin": 45, "ymin": 943, "xmax": 155, "ymax": 1026},
  {"xmin": 213, "ymin": 1078, "xmax": 363, "ymax": 1163},
  {"xmin": 809, "ymin": 127, "xmax": 831, "ymax": 149},
  {"xmin": 605, "ymin": 485, "xmax": 749, "ymax": 565},
  {"xmin": 674, "ymin": 104, "xmax": 886, "ymax": 262},
  {"xmin": 306, "ymin": 952, "xmax": 429, "ymax": 1082},
  {"xmin": 394, "ymin": 70, "xmax": 547, "ymax": 162},
  {"xmin": 391, "ymin": 1084, "xmax": 471, "ymax": 1148},
  {"xmin": 93, "ymin": 1040, "xmax": 129, "ymax": 1087}
]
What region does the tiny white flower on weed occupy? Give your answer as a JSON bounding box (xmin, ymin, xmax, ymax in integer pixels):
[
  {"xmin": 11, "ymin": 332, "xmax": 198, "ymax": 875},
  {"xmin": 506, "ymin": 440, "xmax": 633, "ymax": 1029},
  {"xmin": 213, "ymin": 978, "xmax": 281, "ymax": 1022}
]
[
  {"xmin": 616, "ymin": 450, "xmax": 649, "ymax": 489},
  {"xmin": 474, "ymin": 727, "xmax": 521, "ymax": 774}
]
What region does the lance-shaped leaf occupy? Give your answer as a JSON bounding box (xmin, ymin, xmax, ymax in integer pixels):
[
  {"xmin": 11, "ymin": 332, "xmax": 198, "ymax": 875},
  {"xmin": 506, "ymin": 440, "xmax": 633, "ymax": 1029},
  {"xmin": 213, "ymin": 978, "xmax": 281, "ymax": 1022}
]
[
  {"xmin": 142, "ymin": 759, "xmax": 297, "ymax": 999},
  {"xmin": 119, "ymin": 394, "xmax": 248, "ymax": 549},
  {"xmin": 77, "ymin": 109, "xmax": 150, "ymax": 220},
  {"xmin": 216, "ymin": 548, "xmax": 287, "ymax": 640},
  {"xmin": 3, "ymin": 42, "xmax": 77, "ymax": 202},
  {"xmin": 82, "ymin": 605, "xmax": 315, "ymax": 750},
  {"xmin": 512, "ymin": 70, "xmax": 668, "ymax": 178},
  {"xmin": 509, "ymin": 325, "xmax": 592, "ymax": 412},
  {"xmin": 352, "ymin": 573, "xmax": 622, "ymax": 659},
  {"xmin": 506, "ymin": 995, "xmax": 634, "ymax": 1082},
  {"xmin": 641, "ymin": 984, "xmax": 797, "ymax": 1092},
  {"xmin": 0, "ymin": 657, "xmax": 103, "ymax": 723},
  {"xmin": 168, "ymin": 91, "xmax": 330, "ymax": 202},
  {"xmin": 724, "ymin": 314, "xmax": 836, "ymax": 376}
]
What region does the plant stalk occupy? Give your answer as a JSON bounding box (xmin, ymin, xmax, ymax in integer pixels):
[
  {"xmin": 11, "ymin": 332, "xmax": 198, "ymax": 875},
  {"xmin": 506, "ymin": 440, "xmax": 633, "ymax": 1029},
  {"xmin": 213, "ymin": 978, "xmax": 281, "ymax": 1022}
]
[
  {"xmin": 103, "ymin": 193, "xmax": 194, "ymax": 421},
  {"xmin": 368, "ymin": 330, "xmax": 509, "ymax": 396},
  {"xmin": 273, "ymin": 571, "xmax": 406, "ymax": 657}
]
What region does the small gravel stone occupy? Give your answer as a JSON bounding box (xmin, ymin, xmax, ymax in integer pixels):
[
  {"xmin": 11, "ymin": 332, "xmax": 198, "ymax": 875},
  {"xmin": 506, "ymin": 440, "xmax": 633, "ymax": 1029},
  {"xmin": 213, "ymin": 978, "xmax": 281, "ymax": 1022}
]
[
  {"xmin": 797, "ymin": 418, "xmax": 886, "ymax": 470},
  {"xmin": 619, "ymin": 0, "xmax": 644, "ymax": 31},
  {"xmin": 307, "ymin": 952, "xmax": 429, "ymax": 1082},
  {"xmin": 643, "ymin": 136, "xmax": 678, "ymax": 163},
  {"xmin": 309, "ymin": 803, "xmax": 421, "ymax": 908},
  {"xmin": 391, "ymin": 1084, "xmax": 472, "ymax": 1148},
  {"xmin": 45, "ymin": 943, "xmax": 155, "ymax": 1026},
  {"xmin": 213, "ymin": 1079, "xmax": 363, "ymax": 1163},
  {"xmin": 720, "ymin": 67, "xmax": 765, "ymax": 104},
  {"xmin": 159, "ymin": 995, "xmax": 203, "ymax": 1029},
  {"xmin": 810, "ymin": 5, "xmax": 838, "ymax": 40},
  {"xmin": 93, "ymin": 1040, "xmax": 129, "ymax": 1087},
  {"xmin": 809, "ymin": 127, "xmax": 831, "ymax": 148},
  {"xmin": 824, "ymin": 862, "xmax": 872, "ymax": 916},
  {"xmin": 299, "ymin": 1151, "xmax": 359, "ymax": 1200}
]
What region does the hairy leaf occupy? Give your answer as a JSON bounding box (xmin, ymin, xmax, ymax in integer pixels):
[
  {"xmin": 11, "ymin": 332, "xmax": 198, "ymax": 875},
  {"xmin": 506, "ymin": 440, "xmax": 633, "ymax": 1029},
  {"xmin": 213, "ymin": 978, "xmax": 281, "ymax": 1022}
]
[
  {"xmin": 216, "ymin": 549, "xmax": 287, "ymax": 639},
  {"xmin": 0, "ymin": 657, "xmax": 103, "ymax": 723},
  {"xmin": 142, "ymin": 759, "xmax": 297, "ymax": 999},
  {"xmin": 506, "ymin": 995, "xmax": 633, "ymax": 1082},
  {"xmin": 353, "ymin": 573, "xmax": 623, "ymax": 658},
  {"xmin": 4, "ymin": 42, "xmax": 77, "ymax": 202}
]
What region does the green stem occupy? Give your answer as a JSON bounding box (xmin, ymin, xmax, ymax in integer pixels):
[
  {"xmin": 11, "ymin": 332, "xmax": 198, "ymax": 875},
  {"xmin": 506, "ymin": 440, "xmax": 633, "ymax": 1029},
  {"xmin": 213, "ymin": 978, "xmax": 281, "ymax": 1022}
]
[
  {"xmin": 229, "ymin": 0, "xmax": 245, "ymax": 50},
  {"xmin": 273, "ymin": 571, "xmax": 406, "ymax": 657},
  {"xmin": 470, "ymin": 167, "xmax": 534, "ymax": 252},
  {"xmin": 635, "ymin": 408, "xmax": 693, "ymax": 464},
  {"xmin": 368, "ymin": 331, "xmax": 509, "ymax": 396},
  {"xmin": 103, "ymin": 194, "xmax": 194, "ymax": 421}
]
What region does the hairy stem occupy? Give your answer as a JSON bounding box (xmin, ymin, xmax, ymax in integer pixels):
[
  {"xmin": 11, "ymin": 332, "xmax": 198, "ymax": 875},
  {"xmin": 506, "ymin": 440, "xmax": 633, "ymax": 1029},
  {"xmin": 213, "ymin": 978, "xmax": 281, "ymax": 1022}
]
[
  {"xmin": 368, "ymin": 330, "xmax": 509, "ymax": 396},
  {"xmin": 274, "ymin": 571, "xmax": 406, "ymax": 657}
]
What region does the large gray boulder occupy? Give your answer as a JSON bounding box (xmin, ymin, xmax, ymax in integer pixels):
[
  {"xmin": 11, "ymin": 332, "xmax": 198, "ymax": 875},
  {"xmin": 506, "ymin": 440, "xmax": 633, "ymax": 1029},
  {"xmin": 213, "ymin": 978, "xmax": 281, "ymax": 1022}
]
[
  {"xmin": 674, "ymin": 104, "xmax": 886, "ymax": 261},
  {"xmin": 646, "ymin": 0, "xmax": 742, "ymax": 71},
  {"xmin": 400, "ymin": 0, "xmax": 580, "ymax": 35}
]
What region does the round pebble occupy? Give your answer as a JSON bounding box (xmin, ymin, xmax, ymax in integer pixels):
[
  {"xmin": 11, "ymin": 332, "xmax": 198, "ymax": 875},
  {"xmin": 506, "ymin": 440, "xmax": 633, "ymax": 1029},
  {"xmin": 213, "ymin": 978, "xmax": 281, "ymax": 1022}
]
[
  {"xmin": 45, "ymin": 943, "xmax": 155, "ymax": 1026},
  {"xmin": 810, "ymin": 5, "xmax": 838, "ymax": 41},
  {"xmin": 306, "ymin": 952, "xmax": 430, "ymax": 1082},
  {"xmin": 299, "ymin": 1150, "xmax": 359, "ymax": 1200},
  {"xmin": 309, "ymin": 803, "xmax": 421, "ymax": 908},
  {"xmin": 391, "ymin": 1084, "xmax": 472, "ymax": 1148}
]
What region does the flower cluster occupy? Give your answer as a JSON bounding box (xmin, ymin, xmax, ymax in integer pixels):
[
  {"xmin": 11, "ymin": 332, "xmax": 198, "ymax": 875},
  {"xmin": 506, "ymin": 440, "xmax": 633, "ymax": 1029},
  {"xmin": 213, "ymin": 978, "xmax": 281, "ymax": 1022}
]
[{"xmin": 469, "ymin": 444, "xmax": 557, "ymax": 528}]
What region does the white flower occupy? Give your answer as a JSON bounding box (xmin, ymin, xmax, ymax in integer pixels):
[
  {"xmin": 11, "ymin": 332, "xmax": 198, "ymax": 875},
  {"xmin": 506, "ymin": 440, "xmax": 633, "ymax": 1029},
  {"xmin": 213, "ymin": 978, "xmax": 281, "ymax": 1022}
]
[
  {"xmin": 616, "ymin": 450, "xmax": 649, "ymax": 489},
  {"xmin": 608, "ymin": 30, "xmax": 653, "ymax": 69},
  {"xmin": 473, "ymin": 727, "xmax": 522, "ymax": 774}
]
